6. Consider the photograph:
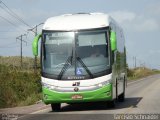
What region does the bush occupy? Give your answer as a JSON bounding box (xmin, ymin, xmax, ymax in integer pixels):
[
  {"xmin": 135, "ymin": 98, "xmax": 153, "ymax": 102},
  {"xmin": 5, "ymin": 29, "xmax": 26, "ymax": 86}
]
[
  {"xmin": 127, "ymin": 67, "xmax": 160, "ymax": 80},
  {"xmin": 0, "ymin": 64, "xmax": 41, "ymax": 108}
]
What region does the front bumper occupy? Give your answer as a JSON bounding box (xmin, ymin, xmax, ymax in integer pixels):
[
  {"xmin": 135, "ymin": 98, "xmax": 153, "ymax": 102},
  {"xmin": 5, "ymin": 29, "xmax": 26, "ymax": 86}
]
[{"xmin": 42, "ymin": 84, "xmax": 112, "ymax": 104}]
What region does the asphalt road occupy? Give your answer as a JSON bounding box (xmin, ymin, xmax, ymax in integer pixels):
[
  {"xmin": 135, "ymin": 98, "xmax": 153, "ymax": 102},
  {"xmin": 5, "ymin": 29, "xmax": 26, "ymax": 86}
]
[{"xmin": 3, "ymin": 74, "xmax": 160, "ymax": 120}]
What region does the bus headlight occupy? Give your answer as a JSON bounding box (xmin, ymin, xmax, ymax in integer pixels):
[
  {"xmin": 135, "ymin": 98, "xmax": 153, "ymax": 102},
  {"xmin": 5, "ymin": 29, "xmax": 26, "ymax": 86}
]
[
  {"xmin": 96, "ymin": 79, "xmax": 111, "ymax": 87},
  {"xmin": 41, "ymin": 82, "xmax": 57, "ymax": 90}
]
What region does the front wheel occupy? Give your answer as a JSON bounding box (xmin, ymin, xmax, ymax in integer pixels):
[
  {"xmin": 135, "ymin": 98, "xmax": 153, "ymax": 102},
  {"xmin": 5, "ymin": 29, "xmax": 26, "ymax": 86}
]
[
  {"xmin": 51, "ymin": 103, "xmax": 61, "ymax": 111},
  {"xmin": 118, "ymin": 79, "xmax": 125, "ymax": 102},
  {"xmin": 118, "ymin": 92, "xmax": 125, "ymax": 102},
  {"xmin": 107, "ymin": 99, "xmax": 116, "ymax": 108}
]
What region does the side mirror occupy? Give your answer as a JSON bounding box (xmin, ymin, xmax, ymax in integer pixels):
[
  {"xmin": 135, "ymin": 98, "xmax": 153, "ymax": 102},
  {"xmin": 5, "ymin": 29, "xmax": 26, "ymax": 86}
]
[
  {"xmin": 32, "ymin": 34, "xmax": 42, "ymax": 56},
  {"xmin": 110, "ymin": 30, "xmax": 117, "ymax": 51}
]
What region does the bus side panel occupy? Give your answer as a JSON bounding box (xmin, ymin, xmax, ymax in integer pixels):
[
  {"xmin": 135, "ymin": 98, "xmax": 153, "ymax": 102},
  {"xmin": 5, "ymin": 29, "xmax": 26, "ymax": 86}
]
[
  {"xmin": 116, "ymin": 27, "xmax": 124, "ymax": 95},
  {"xmin": 110, "ymin": 22, "xmax": 126, "ymax": 98}
]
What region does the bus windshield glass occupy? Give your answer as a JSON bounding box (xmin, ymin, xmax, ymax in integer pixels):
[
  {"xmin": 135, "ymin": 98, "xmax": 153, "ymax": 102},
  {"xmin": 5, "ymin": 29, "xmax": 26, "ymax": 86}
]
[
  {"xmin": 76, "ymin": 30, "xmax": 110, "ymax": 76},
  {"xmin": 42, "ymin": 28, "xmax": 110, "ymax": 80},
  {"xmin": 42, "ymin": 32, "xmax": 75, "ymax": 77}
]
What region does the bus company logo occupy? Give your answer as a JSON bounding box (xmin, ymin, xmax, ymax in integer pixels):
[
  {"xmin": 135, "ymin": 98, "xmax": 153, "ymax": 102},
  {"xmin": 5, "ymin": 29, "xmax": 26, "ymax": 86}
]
[
  {"xmin": 72, "ymin": 82, "xmax": 80, "ymax": 86},
  {"xmin": 67, "ymin": 76, "xmax": 85, "ymax": 80},
  {"xmin": 74, "ymin": 87, "xmax": 79, "ymax": 92}
]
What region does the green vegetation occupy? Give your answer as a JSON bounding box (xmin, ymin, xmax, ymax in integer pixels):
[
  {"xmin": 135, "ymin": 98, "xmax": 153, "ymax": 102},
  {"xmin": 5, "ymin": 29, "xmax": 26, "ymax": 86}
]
[
  {"xmin": 127, "ymin": 67, "xmax": 160, "ymax": 80},
  {"xmin": 0, "ymin": 56, "xmax": 160, "ymax": 108},
  {"xmin": 0, "ymin": 56, "xmax": 41, "ymax": 108}
]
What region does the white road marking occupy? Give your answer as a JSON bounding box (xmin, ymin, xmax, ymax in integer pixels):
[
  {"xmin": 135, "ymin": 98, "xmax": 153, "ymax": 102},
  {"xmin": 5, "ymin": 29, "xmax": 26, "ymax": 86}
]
[
  {"xmin": 31, "ymin": 108, "xmax": 50, "ymax": 114},
  {"xmin": 127, "ymin": 76, "xmax": 152, "ymax": 85}
]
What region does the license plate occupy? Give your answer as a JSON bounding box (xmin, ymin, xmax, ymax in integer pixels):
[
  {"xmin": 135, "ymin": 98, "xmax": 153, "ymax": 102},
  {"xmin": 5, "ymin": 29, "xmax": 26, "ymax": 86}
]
[{"xmin": 71, "ymin": 94, "xmax": 83, "ymax": 100}]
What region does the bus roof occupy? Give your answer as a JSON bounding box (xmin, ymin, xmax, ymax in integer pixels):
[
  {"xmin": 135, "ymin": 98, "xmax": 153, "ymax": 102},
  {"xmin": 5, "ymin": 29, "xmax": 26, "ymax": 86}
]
[{"xmin": 43, "ymin": 13, "xmax": 113, "ymax": 31}]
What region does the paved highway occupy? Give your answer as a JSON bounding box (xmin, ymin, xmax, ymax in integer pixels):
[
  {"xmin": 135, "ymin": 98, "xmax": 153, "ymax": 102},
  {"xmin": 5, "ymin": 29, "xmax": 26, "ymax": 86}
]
[{"xmin": 3, "ymin": 74, "xmax": 160, "ymax": 120}]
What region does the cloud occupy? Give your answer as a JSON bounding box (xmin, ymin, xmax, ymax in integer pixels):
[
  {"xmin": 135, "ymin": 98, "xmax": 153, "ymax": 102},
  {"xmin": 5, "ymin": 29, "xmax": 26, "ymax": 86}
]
[
  {"xmin": 146, "ymin": 2, "xmax": 160, "ymax": 16},
  {"xmin": 134, "ymin": 18, "xmax": 159, "ymax": 32},
  {"xmin": 109, "ymin": 11, "xmax": 136, "ymax": 24},
  {"xmin": 109, "ymin": 10, "xmax": 159, "ymax": 32},
  {"xmin": 149, "ymin": 50, "xmax": 160, "ymax": 55}
]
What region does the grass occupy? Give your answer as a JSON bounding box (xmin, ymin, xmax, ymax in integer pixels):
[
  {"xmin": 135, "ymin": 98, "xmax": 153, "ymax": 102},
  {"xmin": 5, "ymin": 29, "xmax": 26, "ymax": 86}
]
[
  {"xmin": 18, "ymin": 93, "xmax": 42, "ymax": 106},
  {"xmin": 127, "ymin": 67, "xmax": 160, "ymax": 80},
  {"xmin": 0, "ymin": 56, "xmax": 41, "ymax": 108}
]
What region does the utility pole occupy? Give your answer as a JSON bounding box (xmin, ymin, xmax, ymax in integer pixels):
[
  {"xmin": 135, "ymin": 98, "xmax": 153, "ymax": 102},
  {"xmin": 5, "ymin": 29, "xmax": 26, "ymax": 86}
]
[
  {"xmin": 133, "ymin": 56, "xmax": 137, "ymax": 68},
  {"xmin": 134, "ymin": 56, "xmax": 137, "ymax": 68},
  {"xmin": 28, "ymin": 23, "xmax": 43, "ymax": 73},
  {"xmin": 16, "ymin": 34, "xmax": 27, "ymax": 67},
  {"xmin": 133, "ymin": 57, "xmax": 135, "ymax": 68}
]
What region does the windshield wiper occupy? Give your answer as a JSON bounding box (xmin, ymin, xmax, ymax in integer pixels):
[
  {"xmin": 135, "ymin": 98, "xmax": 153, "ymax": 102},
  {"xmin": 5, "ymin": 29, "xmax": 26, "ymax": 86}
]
[
  {"xmin": 76, "ymin": 57, "xmax": 94, "ymax": 78},
  {"xmin": 57, "ymin": 56, "xmax": 72, "ymax": 80},
  {"xmin": 57, "ymin": 49, "xmax": 73, "ymax": 80}
]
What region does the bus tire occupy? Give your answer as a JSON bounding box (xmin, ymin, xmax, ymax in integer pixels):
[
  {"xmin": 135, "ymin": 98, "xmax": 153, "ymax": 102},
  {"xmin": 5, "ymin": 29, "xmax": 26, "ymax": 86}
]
[
  {"xmin": 118, "ymin": 92, "xmax": 125, "ymax": 102},
  {"xmin": 51, "ymin": 103, "xmax": 61, "ymax": 111},
  {"xmin": 107, "ymin": 78, "xmax": 117, "ymax": 108},
  {"xmin": 107, "ymin": 99, "xmax": 116, "ymax": 108},
  {"xmin": 118, "ymin": 78, "xmax": 125, "ymax": 102},
  {"xmin": 116, "ymin": 79, "xmax": 118, "ymax": 101}
]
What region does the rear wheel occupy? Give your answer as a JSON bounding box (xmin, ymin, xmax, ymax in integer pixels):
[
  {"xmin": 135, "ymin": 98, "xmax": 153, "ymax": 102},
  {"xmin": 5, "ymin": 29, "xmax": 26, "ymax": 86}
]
[
  {"xmin": 118, "ymin": 78, "xmax": 125, "ymax": 102},
  {"xmin": 51, "ymin": 103, "xmax": 61, "ymax": 111}
]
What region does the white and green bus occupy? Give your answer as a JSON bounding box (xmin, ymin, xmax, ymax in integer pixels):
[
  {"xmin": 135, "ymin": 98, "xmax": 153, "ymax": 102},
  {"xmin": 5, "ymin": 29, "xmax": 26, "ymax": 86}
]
[{"xmin": 32, "ymin": 13, "xmax": 127, "ymax": 111}]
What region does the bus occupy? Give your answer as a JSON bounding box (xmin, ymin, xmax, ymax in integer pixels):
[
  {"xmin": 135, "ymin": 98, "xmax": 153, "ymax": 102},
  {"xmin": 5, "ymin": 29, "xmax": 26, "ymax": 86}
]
[{"xmin": 32, "ymin": 13, "xmax": 127, "ymax": 111}]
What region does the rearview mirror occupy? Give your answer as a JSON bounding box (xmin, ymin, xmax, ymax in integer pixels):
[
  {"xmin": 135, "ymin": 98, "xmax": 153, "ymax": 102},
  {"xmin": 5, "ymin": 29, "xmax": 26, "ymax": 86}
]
[
  {"xmin": 32, "ymin": 34, "xmax": 42, "ymax": 56},
  {"xmin": 110, "ymin": 30, "xmax": 117, "ymax": 51}
]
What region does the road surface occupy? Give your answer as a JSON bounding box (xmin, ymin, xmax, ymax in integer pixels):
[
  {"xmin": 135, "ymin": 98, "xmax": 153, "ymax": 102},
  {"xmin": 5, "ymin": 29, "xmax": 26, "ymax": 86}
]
[{"xmin": 1, "ymin": 74, "xmax": 160, "ymax": 120}]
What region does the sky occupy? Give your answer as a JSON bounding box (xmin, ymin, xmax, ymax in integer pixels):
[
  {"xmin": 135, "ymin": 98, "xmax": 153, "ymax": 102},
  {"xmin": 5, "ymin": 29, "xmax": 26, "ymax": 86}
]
[{"xmin": 0, "ymin": 0, "xmax": 160, "ymax": 69}]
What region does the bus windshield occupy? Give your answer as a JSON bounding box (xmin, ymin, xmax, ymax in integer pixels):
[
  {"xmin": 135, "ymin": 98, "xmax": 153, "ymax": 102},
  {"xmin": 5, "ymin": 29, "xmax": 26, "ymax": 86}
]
[{"xmin": 42, "ymin": 28, "xmax": 110, "ymax": 80}]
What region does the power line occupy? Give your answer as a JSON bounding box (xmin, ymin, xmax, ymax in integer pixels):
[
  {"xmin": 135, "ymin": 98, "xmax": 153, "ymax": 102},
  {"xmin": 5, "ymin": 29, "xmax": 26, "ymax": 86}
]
[
  {"xmin": 0, "ymin": 0, "xmax": 31, "ymax": 28},
  {"xmin": 0, "ymin": 15, "xmax": 18, "ymax": 27},
  {"xmin": 0, "ymin": 5, "xmax": 25, "ymax": 28},
  {"xmin": 0, "ymin": 15, "xmax": 27, "ymax": 32}
]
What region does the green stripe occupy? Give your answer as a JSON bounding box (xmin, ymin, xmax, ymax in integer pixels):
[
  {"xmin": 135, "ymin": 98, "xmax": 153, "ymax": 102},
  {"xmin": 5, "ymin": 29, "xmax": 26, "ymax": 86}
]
[{"xmin": 42, "ymin": 84, "xmax": 113, "ymax": 104}]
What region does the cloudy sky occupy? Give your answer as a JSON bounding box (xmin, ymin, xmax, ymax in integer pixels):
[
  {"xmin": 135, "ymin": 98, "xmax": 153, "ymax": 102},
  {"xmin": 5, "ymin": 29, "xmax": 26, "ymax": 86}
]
[{"xmin": 0, "ymin": 0, "xmax": 160, "ymax": 69}]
